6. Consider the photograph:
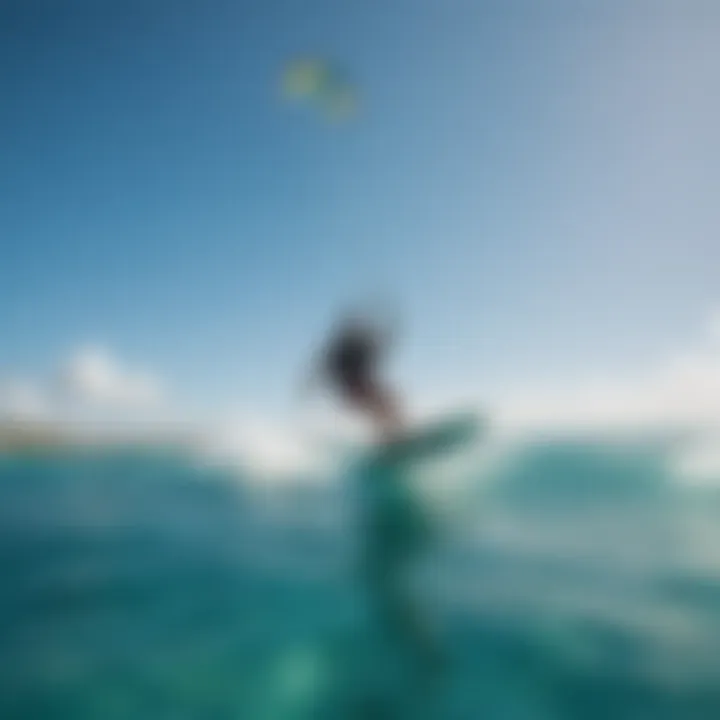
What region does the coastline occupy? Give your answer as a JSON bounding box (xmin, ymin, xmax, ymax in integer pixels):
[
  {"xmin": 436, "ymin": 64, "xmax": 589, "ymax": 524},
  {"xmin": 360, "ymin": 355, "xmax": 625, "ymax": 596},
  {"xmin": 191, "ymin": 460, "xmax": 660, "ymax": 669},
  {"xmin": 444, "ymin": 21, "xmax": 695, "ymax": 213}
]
[{"xmin": 0, "ymin": 420, "xmax": 202, "ymax": 457}]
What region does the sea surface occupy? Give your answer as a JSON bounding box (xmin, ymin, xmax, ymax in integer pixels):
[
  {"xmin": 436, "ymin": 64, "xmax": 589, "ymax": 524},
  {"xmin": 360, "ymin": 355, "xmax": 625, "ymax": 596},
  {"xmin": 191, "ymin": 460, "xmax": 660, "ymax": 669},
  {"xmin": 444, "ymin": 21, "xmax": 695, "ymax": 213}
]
[{"xmin": 1, "ymin": 434, "xmax": 719, "ymax": 719}]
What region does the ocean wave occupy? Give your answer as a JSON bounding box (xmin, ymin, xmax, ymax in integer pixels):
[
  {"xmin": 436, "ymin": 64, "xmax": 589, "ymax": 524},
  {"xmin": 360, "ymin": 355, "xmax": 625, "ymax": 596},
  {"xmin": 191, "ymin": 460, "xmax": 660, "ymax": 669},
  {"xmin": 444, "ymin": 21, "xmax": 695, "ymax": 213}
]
[{"xmin": 1, "ymin": 440, "xmax": 719, "ymax": 718}]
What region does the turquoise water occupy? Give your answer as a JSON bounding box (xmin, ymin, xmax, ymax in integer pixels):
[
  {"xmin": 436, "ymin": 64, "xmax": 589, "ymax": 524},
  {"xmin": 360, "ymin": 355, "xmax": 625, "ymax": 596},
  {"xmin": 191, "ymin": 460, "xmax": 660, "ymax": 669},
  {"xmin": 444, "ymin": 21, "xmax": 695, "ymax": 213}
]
[{"xmin": 1, "ymin": 439, "xmax": 719, "ymax": 719}]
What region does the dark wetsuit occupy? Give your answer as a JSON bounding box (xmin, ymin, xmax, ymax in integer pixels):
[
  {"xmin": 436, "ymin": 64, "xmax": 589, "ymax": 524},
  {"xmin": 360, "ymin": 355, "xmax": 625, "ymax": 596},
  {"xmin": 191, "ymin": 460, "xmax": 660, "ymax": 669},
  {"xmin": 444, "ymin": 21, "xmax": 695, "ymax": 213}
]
[{"xmin": 325, "ymin": 325, "xmax": 380, "ymax": 401}]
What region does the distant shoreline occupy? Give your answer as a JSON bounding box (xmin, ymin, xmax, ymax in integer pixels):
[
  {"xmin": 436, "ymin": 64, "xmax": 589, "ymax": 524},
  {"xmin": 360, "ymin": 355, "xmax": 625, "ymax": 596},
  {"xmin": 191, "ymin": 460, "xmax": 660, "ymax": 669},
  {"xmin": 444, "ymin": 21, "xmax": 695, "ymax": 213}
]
[{"xmin": 0, "ymin": 420, "xmax": 201, "ymax": 456}]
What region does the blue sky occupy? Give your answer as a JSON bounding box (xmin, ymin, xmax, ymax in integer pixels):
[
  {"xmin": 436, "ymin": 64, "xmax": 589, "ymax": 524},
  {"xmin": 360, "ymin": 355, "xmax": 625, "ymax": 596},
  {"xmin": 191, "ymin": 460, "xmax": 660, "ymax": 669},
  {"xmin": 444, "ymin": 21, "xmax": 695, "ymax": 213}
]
[{"xmin": 2, "ymin": 0, "xmax": 719, "ymax": 418}]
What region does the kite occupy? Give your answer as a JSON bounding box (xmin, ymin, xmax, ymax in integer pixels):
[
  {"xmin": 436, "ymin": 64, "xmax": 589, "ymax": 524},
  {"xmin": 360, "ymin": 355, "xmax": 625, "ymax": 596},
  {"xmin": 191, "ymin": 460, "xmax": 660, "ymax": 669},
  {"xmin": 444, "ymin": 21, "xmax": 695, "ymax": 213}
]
[{"xmin": 281, "ymin": 57, "xmax": 358, "ymax": 122}]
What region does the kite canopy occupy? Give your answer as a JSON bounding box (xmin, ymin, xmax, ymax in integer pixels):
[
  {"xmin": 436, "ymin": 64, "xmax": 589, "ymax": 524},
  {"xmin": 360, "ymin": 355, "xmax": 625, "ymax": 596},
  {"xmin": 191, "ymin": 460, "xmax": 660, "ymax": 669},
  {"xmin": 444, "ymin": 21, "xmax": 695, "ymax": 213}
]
[{"xmin": 281, "ymin": 57, "xmax": 358, "ymax": 121}]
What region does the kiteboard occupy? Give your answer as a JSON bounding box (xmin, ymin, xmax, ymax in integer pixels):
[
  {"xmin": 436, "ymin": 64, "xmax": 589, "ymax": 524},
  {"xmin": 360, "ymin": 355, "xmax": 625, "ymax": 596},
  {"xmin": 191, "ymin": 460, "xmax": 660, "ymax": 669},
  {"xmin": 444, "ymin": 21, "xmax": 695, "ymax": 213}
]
[{"xmin": 376, "ymin": 411, "xmax": 483, "ymax": 464}]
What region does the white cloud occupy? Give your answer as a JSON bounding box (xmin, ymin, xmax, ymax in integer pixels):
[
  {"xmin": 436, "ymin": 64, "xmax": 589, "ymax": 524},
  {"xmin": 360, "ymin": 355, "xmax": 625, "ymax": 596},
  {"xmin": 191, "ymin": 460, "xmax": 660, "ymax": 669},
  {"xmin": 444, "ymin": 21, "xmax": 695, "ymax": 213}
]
[
  {"xmin": 492, "ymin": 309, "xmax": 720, "ymax": 482},
  {"xmin": 497, "ymin": 313, "xmax": 720, "ymax": 435},
  {"xmin": 59, "ymin": 345, "xmax": 164, "ymax": 409}
]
